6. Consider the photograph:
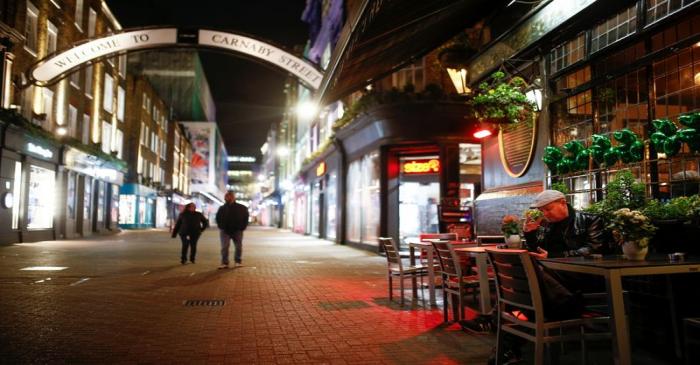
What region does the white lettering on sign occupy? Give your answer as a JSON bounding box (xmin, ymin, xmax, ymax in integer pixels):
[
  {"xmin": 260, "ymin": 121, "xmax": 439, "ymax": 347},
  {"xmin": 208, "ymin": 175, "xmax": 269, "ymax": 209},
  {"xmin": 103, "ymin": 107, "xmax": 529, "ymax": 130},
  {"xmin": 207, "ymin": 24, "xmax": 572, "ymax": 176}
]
[
  {"xmin": 27, "ymin": 143, "xmax": 53, "ymax": 159},
  {"xmin": 199, "ymin": 29, "xmax": 323, "ymax": 89},
  {"xmin": 31, "ymin": 28, "xmax": 178, "ymax": 85}
]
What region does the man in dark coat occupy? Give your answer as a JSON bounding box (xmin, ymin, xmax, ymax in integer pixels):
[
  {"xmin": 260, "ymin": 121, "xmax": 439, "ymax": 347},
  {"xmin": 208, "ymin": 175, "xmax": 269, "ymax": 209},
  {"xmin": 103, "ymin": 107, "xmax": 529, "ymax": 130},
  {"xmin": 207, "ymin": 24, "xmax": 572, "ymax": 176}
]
[
  {"xmin": 171, "ymin": 203, "xmax": 209, "ymax": 264},
  {"xmin": 216, "ymin": 191, "xmax": 249, "ymax": 269}
]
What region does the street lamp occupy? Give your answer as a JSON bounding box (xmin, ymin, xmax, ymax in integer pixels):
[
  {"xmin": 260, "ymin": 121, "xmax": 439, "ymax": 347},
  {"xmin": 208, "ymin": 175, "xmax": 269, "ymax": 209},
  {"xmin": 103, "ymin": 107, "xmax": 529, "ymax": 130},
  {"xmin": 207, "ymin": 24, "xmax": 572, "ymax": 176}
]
[
  {"xmin": 277, "ymin": 146, "xmax": 289, "ymax": 157},
  {"xmin": 296, "ymin": 101, "xmax": 318, "ymax": 119}
]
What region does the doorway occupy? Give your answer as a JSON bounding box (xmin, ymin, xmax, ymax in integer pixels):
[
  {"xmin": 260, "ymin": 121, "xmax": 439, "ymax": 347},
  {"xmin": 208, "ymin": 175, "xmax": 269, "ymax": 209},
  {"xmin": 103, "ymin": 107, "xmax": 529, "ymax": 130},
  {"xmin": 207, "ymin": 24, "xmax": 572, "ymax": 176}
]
[{"xmin": 398, "ymin": 155, "xmax": 440, "ymax": 246}]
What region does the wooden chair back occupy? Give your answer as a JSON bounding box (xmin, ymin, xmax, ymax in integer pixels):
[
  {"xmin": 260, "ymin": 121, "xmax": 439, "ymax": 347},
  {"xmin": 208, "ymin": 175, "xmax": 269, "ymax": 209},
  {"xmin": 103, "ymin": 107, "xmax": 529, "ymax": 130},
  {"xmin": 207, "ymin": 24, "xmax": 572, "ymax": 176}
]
[
  {"xmin": 378, "ymin": 237, "xmax": 403, "ymax": 270},
  {"xmin": 485, "ymin": 248, "xmax": 545, "ymax": 324}
]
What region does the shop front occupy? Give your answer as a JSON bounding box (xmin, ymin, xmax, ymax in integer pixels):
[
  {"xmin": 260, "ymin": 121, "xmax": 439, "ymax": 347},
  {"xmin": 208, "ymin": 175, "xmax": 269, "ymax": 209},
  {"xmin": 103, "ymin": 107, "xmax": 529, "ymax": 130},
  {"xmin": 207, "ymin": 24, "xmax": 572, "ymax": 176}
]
[
  {"xmin": 60, "ymin": 146, "xmax": 124, "ymax": 239},
  {"xmin": 335, "ymin": 102, "xmax": 475, "ymax": 252},
  {"xmin": 303, "ymin": 152, "xmax": 341, "ymax": 241},
  {"xmin": 0, "ymin": 123, "xmax": 60, "ymax": 244},
  {"xmin": 118, "ymin": 184, "xmax": 156, "ymax": 229}
]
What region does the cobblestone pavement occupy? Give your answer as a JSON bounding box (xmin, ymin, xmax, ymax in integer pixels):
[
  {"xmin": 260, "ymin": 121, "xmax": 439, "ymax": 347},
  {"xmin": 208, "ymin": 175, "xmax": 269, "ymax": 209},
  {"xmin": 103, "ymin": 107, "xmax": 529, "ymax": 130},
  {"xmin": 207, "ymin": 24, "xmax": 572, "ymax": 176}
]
[{"xmin": 0, "ymin": 226, "xmax": 493, "ymax": 364}]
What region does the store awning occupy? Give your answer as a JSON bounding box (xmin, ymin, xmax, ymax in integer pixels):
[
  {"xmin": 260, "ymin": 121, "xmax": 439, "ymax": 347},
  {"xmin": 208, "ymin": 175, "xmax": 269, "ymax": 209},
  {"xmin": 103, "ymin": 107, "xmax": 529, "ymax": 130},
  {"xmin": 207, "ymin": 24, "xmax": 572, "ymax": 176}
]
[{"xmin": 316, "ymin": 0, "xmax": 501, "ymax": 105}]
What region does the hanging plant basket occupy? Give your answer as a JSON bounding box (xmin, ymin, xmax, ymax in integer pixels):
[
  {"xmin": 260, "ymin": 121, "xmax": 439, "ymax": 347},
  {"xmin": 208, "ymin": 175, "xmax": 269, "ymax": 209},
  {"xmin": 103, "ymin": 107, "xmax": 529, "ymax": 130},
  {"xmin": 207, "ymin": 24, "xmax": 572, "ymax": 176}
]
[{"xmin": 470, "ymin": 71, "xmax": 536, "ymax": 125}]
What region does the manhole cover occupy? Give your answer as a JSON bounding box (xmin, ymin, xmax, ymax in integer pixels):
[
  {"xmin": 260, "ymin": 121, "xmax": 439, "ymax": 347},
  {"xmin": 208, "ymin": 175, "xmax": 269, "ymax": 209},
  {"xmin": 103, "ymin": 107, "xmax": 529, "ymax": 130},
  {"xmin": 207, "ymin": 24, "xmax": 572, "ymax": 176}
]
[{"xmin": 183, "ymin": 299, "xmax": 225, "ymax": 307}]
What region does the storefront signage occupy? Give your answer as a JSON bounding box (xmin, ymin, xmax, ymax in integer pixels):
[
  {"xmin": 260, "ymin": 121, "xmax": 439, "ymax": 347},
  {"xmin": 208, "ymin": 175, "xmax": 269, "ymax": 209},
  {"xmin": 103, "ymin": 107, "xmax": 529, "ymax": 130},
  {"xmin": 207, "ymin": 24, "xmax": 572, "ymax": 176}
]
[
  {"xmin": 499, "ymin": 114, "xmax": 538, "ymax": 177},
  {"xmin": 28, "ymin": 28, "xmax": 323, "ymax": 89},
  {"xmin": 30, "ymin": 29, "xmax": 178, "ymax": 85},
  {"xmin": 402, "ymin": 159, "xmax": 440, "ymax": 174},
  {"xmin": 63, "ymin": 147, "xmax": 124, "ymax": 184},
  {"xmin": 316, "ymin": 162, "xmax": 327, "ymax": 177},
  {"xmin": 26, "ymin": 142, "xmax": 54, "ymax": 159},
  {"xmin": 198, "ymin": 30, "xmax": 323, "ymax": 89}
]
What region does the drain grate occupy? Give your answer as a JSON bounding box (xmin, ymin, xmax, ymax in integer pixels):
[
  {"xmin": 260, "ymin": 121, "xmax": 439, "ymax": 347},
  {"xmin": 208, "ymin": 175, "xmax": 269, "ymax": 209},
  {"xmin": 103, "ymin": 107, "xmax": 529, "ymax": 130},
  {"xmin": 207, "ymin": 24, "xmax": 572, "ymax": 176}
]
[{"xmin": 183, "ymin": 299, "xmax": 225, "ymax": 307}]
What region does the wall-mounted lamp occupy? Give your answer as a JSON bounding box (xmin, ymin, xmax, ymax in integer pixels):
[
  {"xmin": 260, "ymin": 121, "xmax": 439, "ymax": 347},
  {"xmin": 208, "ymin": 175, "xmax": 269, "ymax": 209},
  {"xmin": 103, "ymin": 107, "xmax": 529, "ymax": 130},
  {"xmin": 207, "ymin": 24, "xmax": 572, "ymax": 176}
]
[
  {"xmin": 470, "ymin": 123, "xmax": 495, "ymax": 139},
  {"xmin": 525, "ymin": 77, "xmax": 543, "ymax": 111},
  {"xmin": 439, "ymin": 47, "xmax": 475, "ymax": 95}
]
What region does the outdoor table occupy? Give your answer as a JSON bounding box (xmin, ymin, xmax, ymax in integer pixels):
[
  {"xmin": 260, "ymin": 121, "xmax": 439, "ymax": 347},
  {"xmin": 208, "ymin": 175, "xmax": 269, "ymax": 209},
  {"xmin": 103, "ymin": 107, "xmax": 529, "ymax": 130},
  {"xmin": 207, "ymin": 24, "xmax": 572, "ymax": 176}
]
[
  {"xmin": 453, "ymin": 246, "xmax": 498, "ymax": 315},
  {"xmin": 539, "ymin": 255, "xmax": 700, "ymax": 365},
  {"xmin": 407, "ymin": 239, "xmax": 475, "ymax": 306}
]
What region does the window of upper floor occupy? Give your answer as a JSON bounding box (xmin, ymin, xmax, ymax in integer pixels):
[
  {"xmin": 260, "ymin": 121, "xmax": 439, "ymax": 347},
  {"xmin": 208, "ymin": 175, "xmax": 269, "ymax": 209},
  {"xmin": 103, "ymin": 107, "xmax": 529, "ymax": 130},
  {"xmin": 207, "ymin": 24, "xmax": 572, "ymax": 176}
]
[{"xmin": 24, "ymin": 1, "xmax": 39, "ymax": 55}]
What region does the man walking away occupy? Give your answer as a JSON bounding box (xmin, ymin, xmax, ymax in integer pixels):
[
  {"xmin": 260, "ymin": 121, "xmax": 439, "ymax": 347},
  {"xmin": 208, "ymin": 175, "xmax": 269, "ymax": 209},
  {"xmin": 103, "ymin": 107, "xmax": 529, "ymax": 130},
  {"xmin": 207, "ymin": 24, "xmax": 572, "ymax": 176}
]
[
  {"xmin": 216, "ymin": 191, "xmax": 249, "ymax": 269},
  {"xmin": 171, "ymin": 202, "xmax": 209, "ymax": 264}
]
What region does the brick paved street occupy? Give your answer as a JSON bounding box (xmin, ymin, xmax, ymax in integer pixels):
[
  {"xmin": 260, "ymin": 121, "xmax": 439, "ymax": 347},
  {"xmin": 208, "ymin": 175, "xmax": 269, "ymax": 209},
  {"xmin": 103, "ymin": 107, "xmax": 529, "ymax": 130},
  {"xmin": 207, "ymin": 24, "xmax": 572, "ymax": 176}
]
[{"xmin": 0, "ymin": 227, "xmax": 493, "ymax": 364}]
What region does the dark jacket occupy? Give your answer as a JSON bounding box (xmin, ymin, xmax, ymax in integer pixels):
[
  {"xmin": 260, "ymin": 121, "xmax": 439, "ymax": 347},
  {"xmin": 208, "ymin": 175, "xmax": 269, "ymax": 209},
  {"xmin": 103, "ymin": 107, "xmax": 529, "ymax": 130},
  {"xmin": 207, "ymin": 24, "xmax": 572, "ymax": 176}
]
[
  {"xmin": 172, "ymin": 210, "xmax": 209, "ymax": 238},
  {"xmin": 524, "ymin": 205, "xmax": 607, "ymax": 257},
  {"xmin": 216, "ymin": 202, "xmax": 249, "ymax": 235}
]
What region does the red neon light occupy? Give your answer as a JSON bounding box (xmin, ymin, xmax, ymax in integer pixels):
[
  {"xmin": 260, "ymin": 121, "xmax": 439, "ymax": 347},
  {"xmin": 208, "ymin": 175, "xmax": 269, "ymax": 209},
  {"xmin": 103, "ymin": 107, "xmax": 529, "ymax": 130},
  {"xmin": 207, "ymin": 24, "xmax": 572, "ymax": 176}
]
[
  {"xmin": 473, "ymin": 129, "xmax": 493, "ymax": 139},
  {"xmin": 402, "ymin": 159, "xmax": 440, "ymax": 174}
]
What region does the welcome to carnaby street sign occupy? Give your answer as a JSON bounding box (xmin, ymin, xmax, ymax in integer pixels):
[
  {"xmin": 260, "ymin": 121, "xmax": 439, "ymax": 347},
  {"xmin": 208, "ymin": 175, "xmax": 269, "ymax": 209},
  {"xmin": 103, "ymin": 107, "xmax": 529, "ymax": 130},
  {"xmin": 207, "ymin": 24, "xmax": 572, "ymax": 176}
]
[{"xmin": 28, "ymin": 28, "xmax": 323, "ymax": 90}]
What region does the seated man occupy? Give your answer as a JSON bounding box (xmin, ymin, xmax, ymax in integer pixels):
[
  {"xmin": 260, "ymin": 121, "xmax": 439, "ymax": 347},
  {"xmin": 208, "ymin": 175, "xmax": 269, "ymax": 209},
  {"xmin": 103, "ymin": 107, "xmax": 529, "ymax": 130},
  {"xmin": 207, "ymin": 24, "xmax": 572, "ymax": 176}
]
[
  {"xmin": 489, "ymin": 190, "xmax": 608, "ymax": 364},
  {"xmin": 524, "ymin": 190, "xmax": 608, "ymax": 258}
]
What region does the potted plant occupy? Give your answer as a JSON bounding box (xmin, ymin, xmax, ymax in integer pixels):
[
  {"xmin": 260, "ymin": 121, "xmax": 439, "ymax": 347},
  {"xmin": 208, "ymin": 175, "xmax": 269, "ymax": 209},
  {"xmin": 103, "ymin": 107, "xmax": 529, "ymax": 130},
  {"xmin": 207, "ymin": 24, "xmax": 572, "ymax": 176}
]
[
  {"xmin": 501, "ymin": 214, "xmax": 522, "ymax": 248},
  {"xmin": 470, "ymin": 71, "xmax": 536, "ymax": 124},
  {"xmin": 608, "ymin": 208, "xmax": 657, "ymax": 260}
]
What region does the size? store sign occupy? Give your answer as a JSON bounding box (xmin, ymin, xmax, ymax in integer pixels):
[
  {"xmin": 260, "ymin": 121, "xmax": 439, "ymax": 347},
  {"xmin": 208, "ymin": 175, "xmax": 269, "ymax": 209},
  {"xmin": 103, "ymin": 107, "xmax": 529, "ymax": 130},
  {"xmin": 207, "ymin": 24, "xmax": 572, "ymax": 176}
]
[{"xmin": 402, "ymin": 159, "xmax": 440, "ymax": 174}]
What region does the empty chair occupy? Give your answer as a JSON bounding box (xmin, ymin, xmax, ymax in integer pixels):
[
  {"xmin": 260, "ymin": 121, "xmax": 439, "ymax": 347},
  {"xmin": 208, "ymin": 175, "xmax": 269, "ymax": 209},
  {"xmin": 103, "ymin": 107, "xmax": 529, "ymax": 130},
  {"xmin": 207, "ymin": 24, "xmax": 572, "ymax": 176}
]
[
  {"xmin": 485, "ymin": 248, "xmax": 610, "ymax": 365},
  {"xmin": 378, "ymin": 237, "xmax": 429, "ymax": 306},
  {"xmin": 418, "ymin": 232, "xmax": 458, "ymax": 271},
  {"xmin": 431, "ymin": 240, "xmax": 480, "ymax": 323}
]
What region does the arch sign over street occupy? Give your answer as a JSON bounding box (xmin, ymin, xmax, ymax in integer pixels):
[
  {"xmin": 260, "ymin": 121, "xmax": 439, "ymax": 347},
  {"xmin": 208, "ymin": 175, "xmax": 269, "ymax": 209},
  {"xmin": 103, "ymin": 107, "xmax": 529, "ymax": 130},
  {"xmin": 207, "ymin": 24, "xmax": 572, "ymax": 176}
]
[{"xmin": 28, "ymin": 28, "xmax": 324, "ymax": 89}]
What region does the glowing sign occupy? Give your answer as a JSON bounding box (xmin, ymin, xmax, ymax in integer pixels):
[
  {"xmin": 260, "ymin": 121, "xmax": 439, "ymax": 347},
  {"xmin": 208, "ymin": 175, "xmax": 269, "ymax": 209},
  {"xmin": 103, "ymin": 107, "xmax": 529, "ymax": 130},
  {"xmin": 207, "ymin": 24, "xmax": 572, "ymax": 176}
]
[
  {"xmin": 316, "ymin": 162, "xmax": 326, "ymax": 177},
  {"xmin": 402, "ymin": 159, "xmax": 440, "ymax": 174},
  {"xmin": 27, "ymin": 142, "xmax": 53, "ymax": 159}
]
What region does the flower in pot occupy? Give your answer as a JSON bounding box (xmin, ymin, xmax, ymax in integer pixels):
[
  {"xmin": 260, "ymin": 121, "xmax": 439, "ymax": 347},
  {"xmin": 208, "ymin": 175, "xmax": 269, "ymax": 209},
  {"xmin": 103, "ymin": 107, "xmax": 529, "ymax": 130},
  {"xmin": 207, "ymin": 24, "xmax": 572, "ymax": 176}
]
[
  {"xmin": 501, "ymin": 214, "xmax": 522, "ymax": 248},
  {"xmin": 470, "ymin": 71, "xmax": 536, "ymax": 125},
  {"xmin": 608, "ymin": 208, "xmax": 657, "ymax": 260}
]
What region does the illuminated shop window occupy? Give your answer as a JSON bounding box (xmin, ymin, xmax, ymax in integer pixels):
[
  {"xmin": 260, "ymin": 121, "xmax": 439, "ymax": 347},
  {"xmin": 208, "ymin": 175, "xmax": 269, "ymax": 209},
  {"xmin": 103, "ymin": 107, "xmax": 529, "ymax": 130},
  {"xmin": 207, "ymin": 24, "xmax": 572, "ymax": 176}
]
[
  {"xmin": 11, "ymin": 162, "xmax": 22, "ymax": 230},
  {"xmin": 27, "ymin": 165, "xmax": 56, "ymax": 230},
  {"xmin": 119, "ymin": 195, "xmax": 136, "ymax": 224}
]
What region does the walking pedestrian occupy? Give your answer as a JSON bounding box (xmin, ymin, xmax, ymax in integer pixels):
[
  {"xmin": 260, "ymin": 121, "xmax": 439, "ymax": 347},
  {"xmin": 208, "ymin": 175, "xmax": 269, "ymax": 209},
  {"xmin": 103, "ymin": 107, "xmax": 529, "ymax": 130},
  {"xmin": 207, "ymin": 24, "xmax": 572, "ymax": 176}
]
[
  {"xmin": 216, "ymin": 191, "xmax": 249, "ymax": 269},
  {"xmin": 171, "ymin": 202, "xmax": 209, "ymax": 264}
]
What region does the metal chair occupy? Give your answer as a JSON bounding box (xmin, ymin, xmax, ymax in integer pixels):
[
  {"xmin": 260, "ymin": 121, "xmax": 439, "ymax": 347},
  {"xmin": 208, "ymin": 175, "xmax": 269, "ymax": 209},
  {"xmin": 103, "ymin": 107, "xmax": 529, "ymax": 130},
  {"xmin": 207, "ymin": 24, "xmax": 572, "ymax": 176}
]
[
  {"xmin": 378, "ymin": 237, "xmax": 429, "ymax": 306},
  {"xmin": 430, "ymin": 240, "xmax": 480, "ymax": 323},
  {"xmin": 485, "ymin": 248, "xmax": 610, "ymax": 365}
]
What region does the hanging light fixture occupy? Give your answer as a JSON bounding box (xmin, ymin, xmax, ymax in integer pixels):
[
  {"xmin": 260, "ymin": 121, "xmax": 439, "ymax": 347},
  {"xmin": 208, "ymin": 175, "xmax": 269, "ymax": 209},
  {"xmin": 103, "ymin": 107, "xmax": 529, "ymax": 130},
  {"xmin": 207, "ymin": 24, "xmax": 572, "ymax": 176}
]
[{"xmin": 438, "ymin": 47, "xmax": 474, "ymax": 95}]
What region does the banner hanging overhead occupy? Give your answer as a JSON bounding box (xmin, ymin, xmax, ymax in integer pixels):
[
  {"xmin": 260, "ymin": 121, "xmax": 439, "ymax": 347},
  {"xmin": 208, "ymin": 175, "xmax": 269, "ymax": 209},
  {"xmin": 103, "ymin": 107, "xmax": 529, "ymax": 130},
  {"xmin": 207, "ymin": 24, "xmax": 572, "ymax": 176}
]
[
  {"xmin": 27, "ymin": 27, "xmax": 324, "ymax": 90},
  {"xmin": 198, "ymin": 30, "xmax": 323, "ymax": 89},
  {"xmin": 30, "ymin": 28, "xmax": 178, "ymax": 85}
]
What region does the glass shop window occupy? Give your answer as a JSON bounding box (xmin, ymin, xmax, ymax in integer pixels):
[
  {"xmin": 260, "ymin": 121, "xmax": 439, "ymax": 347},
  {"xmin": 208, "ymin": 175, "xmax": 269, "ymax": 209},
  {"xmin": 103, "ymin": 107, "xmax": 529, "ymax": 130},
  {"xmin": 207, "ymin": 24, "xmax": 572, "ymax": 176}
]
[
  {"xmin": 550, "ymin": 33, "xmax": 586, "ymax": 74},
  {"xmin": 591, "ymin": 3, "xmax": 638, "ymax": 53},
  {"xmin": 27, "ymin": 165, "xmax": 56, "ymax": 229}
]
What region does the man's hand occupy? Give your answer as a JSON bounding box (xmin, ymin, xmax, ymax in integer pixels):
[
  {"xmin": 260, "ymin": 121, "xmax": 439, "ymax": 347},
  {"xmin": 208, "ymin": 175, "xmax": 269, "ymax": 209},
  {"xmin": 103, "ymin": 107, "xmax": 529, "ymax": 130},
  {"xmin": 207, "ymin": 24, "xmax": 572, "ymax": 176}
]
[
  {"xmin": 523, "ymin": 217, "xmax": 542, "ymax": 233},
  {"xmin": 529, "ymin": 247, "xmax": 548, "ymax": 259}
]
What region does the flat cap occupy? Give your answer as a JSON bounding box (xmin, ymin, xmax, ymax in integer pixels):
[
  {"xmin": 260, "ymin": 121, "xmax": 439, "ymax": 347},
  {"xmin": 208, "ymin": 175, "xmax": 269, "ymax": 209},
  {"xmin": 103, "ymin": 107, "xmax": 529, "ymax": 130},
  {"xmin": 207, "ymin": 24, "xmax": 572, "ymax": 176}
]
[{"xmin": 530, "ymin": 190, "xmax": 566, "ymax": 208}]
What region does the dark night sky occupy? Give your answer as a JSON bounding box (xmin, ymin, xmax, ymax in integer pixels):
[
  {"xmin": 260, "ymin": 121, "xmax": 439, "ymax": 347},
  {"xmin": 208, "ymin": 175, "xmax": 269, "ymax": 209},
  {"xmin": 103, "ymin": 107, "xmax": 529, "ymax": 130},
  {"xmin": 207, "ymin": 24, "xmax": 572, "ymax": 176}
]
[{"xmin": 106, "ymin": 0, "xmax": 309, "ymax": 158}]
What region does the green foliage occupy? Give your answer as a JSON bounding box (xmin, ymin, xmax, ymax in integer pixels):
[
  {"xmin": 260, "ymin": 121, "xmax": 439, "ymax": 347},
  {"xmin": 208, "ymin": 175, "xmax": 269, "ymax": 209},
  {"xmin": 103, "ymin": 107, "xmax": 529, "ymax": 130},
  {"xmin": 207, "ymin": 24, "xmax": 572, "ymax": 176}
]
[
  {"xmin": 642, "ymin": 195, "xmax": 700, "ymax": 221},
  {"xmin": 584, "ymin": 170, "xmax": 646, "ymax": 221},
  {"xmin": 551, "ymin": 182, "xmax": 569, "ymax": 195},
  {"xmin": 501, "ymin": 215, "xmax": 521, "ymax": 236},
  {"xmin": 470, "ymin": 71, "xmax": 536, "ymax": 124}
]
